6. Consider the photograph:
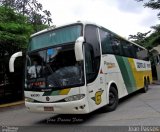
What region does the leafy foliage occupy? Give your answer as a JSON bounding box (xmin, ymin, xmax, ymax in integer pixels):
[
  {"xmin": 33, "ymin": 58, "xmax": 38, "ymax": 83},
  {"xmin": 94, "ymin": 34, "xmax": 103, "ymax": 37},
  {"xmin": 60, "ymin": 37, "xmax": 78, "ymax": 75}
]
[
  {"xmin": 128, "ymin": 31, "xmax": 151, "ymax": 46},
  {"xmin": 130, "ymin": 0, "xmax": 160, "ymax": 49},
  {"xmin": 136, "ymin": 0, "xmax": 160, "ymax": 18},
  {"xmin": 145, "ymin": 28, "xmax": 160, "ymax": 49},
  {"xmin": 0, "ymin": 6, "xmax": 33, "ymax": 55},
  {"xmin": 129, "ymin": 29, "xmax": 160, "ymax": 49},
  {"xmin": 0, "ymin": 0, "xmax": 52, "ymax": 32},
  {"xmin": 0, "ymin": 0, "xmax": 53, "ymax": 55}
]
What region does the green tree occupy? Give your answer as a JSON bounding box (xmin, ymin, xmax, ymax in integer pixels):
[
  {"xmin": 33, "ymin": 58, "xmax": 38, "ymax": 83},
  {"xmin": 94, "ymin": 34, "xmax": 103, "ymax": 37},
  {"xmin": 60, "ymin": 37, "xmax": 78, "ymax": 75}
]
[
  {"xmin": 0, "ymin": 6, "xmax": 33, "ymax": 56},
  {"xmin": 0, "ymin": 0, "xmax": 52, "ymax": 32},
  {"xmin": 128, "ymin": 31, "xmax": 151, "ymax": 46},
  {"xmin": 129, "ymin": 29, "xmax": 160, "ymax": 49},
  {"xmin": 145, "ymin": 26, "xmax": 160, "ymax": 49},
  {"xmin": 136, "ymin": 0, "xmax": 160, "ymax": 18},
  {"xmin": 131, "ymin": 0, "xmax": 160, "ymax": 49}
]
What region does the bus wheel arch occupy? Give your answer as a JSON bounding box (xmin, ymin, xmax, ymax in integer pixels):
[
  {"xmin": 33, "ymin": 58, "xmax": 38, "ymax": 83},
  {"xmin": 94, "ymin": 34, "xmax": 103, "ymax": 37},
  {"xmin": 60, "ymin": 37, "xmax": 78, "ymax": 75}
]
[
  {"xmin": 110, "ymin": 83, "xmax": 118, "ymax": 95},
  {"xmin": 104, "ymin": 82, "xmax": 119, "ymax": 112}
]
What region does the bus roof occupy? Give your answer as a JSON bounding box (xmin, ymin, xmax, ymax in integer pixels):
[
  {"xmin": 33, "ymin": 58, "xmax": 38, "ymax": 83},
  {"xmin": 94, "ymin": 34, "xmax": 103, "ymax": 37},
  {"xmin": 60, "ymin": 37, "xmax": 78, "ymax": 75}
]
[
  {"xmin": 31, "ymin": 21, "xmax": 147, "ymax": 50},
  {"xmin": 31, "ymin": 21, "xmax": 84, "ymax": 38}
]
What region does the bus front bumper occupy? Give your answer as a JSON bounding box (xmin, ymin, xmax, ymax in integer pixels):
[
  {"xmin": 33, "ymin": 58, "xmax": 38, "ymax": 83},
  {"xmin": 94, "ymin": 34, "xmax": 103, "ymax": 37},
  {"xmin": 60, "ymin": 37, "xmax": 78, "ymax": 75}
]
[{"xmin": 25, "ymin": 98, "xmax": 89, "ymax": 114}]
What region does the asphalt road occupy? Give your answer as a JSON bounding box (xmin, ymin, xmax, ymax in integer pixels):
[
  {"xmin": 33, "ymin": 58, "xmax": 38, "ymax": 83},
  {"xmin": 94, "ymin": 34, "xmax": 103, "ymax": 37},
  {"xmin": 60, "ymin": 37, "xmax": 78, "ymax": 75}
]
[{"xmin": 0, "ymin": 84, "xmax": 160, "ymax": 127}]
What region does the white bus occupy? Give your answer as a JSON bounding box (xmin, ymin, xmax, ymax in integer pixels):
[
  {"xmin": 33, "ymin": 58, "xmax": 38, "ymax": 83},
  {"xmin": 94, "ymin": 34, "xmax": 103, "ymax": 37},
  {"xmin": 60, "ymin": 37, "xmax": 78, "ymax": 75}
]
[{"xmin": 10, "ymin": 21, "xmax": 152, "ymax": 114}]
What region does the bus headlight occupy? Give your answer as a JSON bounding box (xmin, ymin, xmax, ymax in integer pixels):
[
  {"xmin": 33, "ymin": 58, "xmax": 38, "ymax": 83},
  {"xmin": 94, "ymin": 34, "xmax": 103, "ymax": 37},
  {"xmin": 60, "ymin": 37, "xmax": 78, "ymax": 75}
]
[{"xmin": 64, "ymin": 94, "xmax": 85, "ymax": 102}]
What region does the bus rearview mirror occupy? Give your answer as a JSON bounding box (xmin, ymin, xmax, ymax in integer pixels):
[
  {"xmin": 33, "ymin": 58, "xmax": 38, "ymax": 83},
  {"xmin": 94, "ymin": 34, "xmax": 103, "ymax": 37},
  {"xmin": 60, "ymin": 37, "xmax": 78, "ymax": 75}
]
[
  {"xmin": 75, "ymin": 37, "xmax": 84, "ymax": 61},
  {"xmin": 9, "ymin": 51, "xmax": 22, "ymax": 72}
]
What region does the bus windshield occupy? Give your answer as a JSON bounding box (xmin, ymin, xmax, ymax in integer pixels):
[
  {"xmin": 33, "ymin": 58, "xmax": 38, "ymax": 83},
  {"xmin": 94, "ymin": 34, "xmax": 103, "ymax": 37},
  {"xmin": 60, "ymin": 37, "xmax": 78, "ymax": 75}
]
[
  {"xmin": 28, "ymin": 24, "xmax": 82, "ymax": 51},
  {"xmin": 26, "ymin": 45, "xmax": 84, "ymax": 90}
]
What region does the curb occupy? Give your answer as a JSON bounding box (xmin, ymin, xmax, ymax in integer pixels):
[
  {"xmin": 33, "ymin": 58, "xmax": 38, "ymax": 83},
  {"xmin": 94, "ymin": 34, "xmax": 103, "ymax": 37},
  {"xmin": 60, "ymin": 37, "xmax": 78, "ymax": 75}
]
[
  {"xmin": 152, "ymin": 81, "xmax": 160, "ymax": 85},
  {"xmin": 0, "ymin": 100, "xmax": 24, "ymax": 108}
]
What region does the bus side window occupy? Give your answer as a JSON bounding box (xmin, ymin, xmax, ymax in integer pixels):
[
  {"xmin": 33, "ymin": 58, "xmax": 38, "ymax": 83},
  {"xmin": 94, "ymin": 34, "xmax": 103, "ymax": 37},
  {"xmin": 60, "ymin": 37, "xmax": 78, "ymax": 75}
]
[
  {"xmin": 99, "ymin": 28, "xmax": 113, "ymax": 54},
  {"xmin": 111, "ymin": 35, "xmax": 123, "ymax": 56},
  {"xmin": 129, "ymin": 44, "xmax": 137, "ymax": 58},
  {"xmin": 121, "ymin": 41, "xmax": 134, "ymax": 58}
]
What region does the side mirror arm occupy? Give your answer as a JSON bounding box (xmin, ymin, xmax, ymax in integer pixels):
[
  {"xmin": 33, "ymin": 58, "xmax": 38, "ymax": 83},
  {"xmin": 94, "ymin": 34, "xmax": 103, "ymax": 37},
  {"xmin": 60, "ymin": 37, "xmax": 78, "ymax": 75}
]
[{"xmin": 9, "ymin": 51, "xmax": 23, "ymax": 72}]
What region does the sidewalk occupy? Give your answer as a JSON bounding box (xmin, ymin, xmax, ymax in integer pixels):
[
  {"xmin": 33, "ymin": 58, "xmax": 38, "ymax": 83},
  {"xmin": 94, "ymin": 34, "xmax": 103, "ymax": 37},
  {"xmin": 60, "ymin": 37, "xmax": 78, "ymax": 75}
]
[
  {"xmin": 0, "ymin": 100, "xmax": 24, "ymax": 108},
  {"xmin": 152, "ymin": 80, "xmax": 160, "ymax": 85}
]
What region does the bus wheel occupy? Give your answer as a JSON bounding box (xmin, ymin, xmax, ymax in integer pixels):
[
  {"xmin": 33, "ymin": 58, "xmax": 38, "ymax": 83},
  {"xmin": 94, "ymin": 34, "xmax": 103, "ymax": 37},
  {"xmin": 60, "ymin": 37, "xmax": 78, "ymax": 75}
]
[
  {"xmin": 142, "ymin": 79, "xmax": 148, "ymax": 93},
  {"xmin": 104, "ymin": 87, "xmax": 118, "ymax": 112}
]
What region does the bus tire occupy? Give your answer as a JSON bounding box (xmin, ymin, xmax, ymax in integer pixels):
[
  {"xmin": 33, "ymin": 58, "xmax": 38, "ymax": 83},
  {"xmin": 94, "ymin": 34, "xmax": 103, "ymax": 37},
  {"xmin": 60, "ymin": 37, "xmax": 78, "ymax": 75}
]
[
  {"xmin": 142, "ymin": 79, "xmax": 148, "ymax": 93},
  {"xmin": 104, "ymin": 86, "xmax": 118, "ymax": 112}
]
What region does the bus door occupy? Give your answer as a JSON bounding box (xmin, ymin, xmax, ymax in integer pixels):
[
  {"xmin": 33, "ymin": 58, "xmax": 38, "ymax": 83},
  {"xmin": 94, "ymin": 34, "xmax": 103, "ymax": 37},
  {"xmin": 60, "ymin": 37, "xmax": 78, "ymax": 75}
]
[{"xmin": 84, "ymin": 44, "xmax": 106, "ymax": 111}]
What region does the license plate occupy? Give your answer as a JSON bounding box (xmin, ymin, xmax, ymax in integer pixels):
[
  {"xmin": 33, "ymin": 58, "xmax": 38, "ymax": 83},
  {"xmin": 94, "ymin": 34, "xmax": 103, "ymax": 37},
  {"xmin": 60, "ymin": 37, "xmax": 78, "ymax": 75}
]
[{"xmin": 44, "ymin": 107, "xmax": 54, "ymax": 111}]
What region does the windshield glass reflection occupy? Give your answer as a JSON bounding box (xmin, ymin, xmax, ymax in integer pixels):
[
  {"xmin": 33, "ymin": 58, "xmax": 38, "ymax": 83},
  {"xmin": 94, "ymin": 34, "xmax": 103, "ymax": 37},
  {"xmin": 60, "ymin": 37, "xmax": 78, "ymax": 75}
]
[{"xmin": 26, "ymin": 45, "xmax": 84, "ymax": 89}]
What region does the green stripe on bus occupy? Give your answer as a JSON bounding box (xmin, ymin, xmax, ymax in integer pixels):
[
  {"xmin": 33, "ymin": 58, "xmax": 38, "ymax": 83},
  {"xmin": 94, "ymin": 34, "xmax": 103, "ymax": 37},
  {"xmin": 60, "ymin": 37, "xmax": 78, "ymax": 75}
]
[
  {"xmin": 51, "ymin": 90, "xmax": 60, "ymax": 96},
  {"xmin": 43, "ymin": 90, "xmax": 60, "ymax": 96},
  {"xmin": 115, "ymin": 56, "xmax": 136, "ymax": 94},
  {"xmin": 43, "ymin": 91, "xmax": 52, "ymax": 96}
]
